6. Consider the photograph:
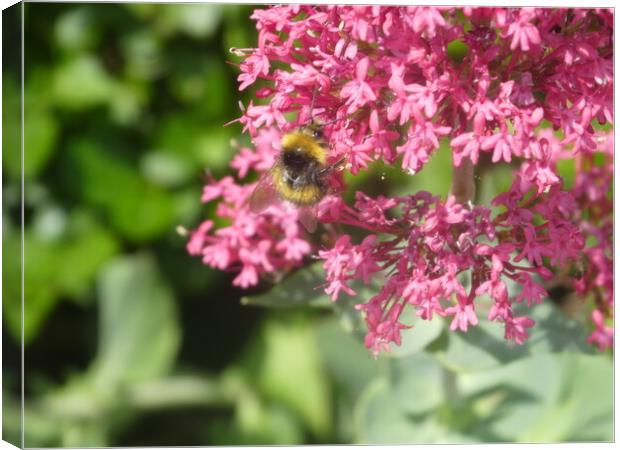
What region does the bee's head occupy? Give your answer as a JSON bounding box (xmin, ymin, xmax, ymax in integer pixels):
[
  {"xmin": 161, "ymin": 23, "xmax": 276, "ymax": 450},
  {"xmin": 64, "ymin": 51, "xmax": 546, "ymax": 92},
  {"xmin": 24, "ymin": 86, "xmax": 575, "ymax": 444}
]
[
  {"xmin": 281, "ymin": 146, "xmax": 315, "ymax": 171},
  {"xmin": 303, "ymin": 122, "xmax": 324, "ymax": 140}
]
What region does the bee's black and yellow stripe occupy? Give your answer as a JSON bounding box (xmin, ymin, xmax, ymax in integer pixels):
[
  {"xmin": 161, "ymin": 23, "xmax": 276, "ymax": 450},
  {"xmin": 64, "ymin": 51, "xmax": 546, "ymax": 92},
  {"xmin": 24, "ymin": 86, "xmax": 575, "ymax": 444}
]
[
  {"xmin": 281, "ymin": 132, "xmax": 327, "ymax": 165},
  {"xmin": 271, "ymin": 164, "xmax": 323, "ymax": 205},
  {"xmin": 272, "ymin": 130, "xmax": 329, "ymax": 206}
]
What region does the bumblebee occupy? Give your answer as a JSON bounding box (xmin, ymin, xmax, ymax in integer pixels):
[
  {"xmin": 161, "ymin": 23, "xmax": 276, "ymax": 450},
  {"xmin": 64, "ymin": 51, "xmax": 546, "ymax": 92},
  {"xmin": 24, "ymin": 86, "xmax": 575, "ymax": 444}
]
[{"xmin": 249, "ymin": 122, "xmax": 344, "ymax": 232}]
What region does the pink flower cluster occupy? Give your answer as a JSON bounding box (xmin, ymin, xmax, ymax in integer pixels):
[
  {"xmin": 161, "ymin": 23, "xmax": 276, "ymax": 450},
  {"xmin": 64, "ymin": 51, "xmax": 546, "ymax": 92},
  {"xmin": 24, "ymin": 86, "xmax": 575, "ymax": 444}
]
[
  {"xmin": 317, "ymin": 175, "xmax": 584, "ymax": 355},
  {"xmin": 188, "ymin": 6, "xmax": 613, "ymax": 354},
  {"xmin": 187, "ymin": 162, "xmax": 312, "ymax": 289}
]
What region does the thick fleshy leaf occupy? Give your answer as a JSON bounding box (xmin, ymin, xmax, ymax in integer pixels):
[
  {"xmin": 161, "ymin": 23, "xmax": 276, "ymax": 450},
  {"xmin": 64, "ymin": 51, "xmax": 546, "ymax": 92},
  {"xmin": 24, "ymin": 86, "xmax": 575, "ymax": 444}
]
[
  {"xmin": 388, "ymin": 306, "xmax": 444, "ymax": 357},
  {"xmin": 428, "ymin": 301, "xmax": 593, "ymax": 373},
  {"xmin": 314, "ymin": 318, "xmax": 381, "ymax": 399},
  {"xmin": 250, "ymin": 316, "xmax": 331, "ymax": 438},
  {"xmin": 91, "ymin": 253, "xmax": 180, "ymax": 388},
  {"xmin": 241, "ymin": 263, "xmax": 333, "ymax": 309},
  {"xmin": 354, "ymin": 353, "xmax": 467, "ymax": 444},
  {"xmin": 457, "ymin": 352, "xmax": 612, "ymax": 442}
]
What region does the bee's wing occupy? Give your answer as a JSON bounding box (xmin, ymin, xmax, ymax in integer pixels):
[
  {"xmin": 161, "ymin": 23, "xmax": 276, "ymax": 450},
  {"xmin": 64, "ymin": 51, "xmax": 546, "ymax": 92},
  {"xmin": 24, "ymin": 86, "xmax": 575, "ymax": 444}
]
[
  {"xmin": 297, "ymin": 205, "xmax": 318, "ymax": 232},
  {"xmin": 249, "ymin": 167, "xmax": 279, "ymax": 214}
]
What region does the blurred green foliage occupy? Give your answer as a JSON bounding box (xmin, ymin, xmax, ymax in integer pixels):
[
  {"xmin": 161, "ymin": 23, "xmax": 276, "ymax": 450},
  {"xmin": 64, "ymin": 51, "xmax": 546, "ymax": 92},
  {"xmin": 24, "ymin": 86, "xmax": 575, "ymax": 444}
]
[{"xmin": 2, "ymin": 3, "xmax": 612, "ymax": 447}]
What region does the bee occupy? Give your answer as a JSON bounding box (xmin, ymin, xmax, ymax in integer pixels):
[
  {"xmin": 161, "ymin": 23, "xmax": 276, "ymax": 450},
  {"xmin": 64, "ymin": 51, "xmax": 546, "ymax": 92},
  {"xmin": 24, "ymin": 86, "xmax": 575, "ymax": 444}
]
[{"xmin": 249, "ymin": 121, "xmax": 345, "ymax": 232}]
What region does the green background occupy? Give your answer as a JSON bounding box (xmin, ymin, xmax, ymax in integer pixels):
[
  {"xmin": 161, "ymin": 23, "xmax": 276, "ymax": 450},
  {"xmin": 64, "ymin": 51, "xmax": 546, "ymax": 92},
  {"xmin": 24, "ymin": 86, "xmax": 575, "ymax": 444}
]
[{"xmin": 2, "ymin": 3, "xmax": 612, "ymax": 446}]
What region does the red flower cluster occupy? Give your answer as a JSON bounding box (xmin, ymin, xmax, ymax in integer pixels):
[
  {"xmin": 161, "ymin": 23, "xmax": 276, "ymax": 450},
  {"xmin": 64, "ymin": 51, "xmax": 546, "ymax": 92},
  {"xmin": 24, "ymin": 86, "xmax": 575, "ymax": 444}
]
[{"xmin": 187, "ymin": 6, "xmax": 613, "ymax": 354}]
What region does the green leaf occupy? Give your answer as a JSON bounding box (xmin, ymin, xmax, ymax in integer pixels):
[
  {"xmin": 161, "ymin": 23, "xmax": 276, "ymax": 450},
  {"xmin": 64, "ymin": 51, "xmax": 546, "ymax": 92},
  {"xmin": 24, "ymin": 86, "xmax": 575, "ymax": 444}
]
[
  {"xmin": 457, "ymin": 352, "xmax": 612, "ymax": 442},
  {"xmin": 518, "ymin": 353, "xmax": 612, "ymax": 442},
  {"xmin": 157, "ymin": 4, "xmax": 223, "ymax": 39},
  {"xmin": 4, "ymin": 209, "xmax": 120, "ymax": 344},
  {"xmin": 140, "ymin": 151, "xmax": 194, "ymax": 188},
  {"xmin": 193, "ymin": 127, "xmax": 234, "ymax": 172},
  {"xmin": 393, "ymin": 138, "xmax": 453, "ymax": 199},
  {"xmin": 54, "ymin": 212, "xmax": 120, "ymax": 299},
  {"xmin": 109, "ymin": 183, "xmax": 175, "ymax": 243},
  {"xmin": 54, "ymin": 7, "xmax": 99, "ymax": 52},
  {"xmin": 8, "ymin": 231, "xmax": 61, "ymax": 344},
  {"xmin": 242, "ymin": 262, "xmax": 382, "ymax": 345},
  {"xmin": 428, "ymin": 302, "xmax": 593, "ymax": 373},
  {"xmin": 388, "ymin": 306, "xmax": 444, "ymax": 357},
  {"xmin": 477, "ymin": 163, "xmax": 515, "ymax": 206},
  {"xmin": 222, "ymin": 6, "xmax": 255, "ymax": 58},
  {"xmin": 121, "ymin": 29, "xmax": 163, "ymax": 81},
  {"xmin": 64, "ymin": 139, "xmax": 175, "ymax": 242},
  {"xmin": 557, "ymin": 158, "xmax": 576, "ymax": 189},
  {"xmin": 108, "ymin": 82, "xmax": 146, "ymax": 125},
  {"xmin": 2, "ymin": 74, "xmax": 21, "ymax": 179},
  {"xmin": 127, "ymin": 374, "xmax": 235, "ymax": 410},
  {"xmin": 241, "ymin": 261, "xmax": 380, "ymax": 315},
  {"xmin": 241, "ymin": 263, "xmax": 332, "ymax": 309},
  {"xmin": 314, "ymin": 318, "xmax": 381, "ymax": 400},
  {"xmin": 24, "ymin": 109, "xmax": 58, "ymax": 178},
  {"xmin": 2, "ymin": 228, "xmax": 22, "ymax": 343},
  {"xmin": 354, "ymin": 353, "xmax": 463, "ymax": 444},
  {"xmin": 251, "ymin": 315, "xmax": 332, "ymax": 438},
  {"xmin": 208, "ymin": 394, "xmax": 303, "ymax": 445},
  {"xmin": 154, "ymin": 115, "xmax": 231, "ymax": 175},
  {"xmin": 91, "ymin": 253, "xmax": 180, "ymax": 389},
  {"xmin": 355, "ymin": 348, "xmax": 612, "ymax": 443},
  {"xmin": 52, "ymin": 55, "xmax": 115, "ymax": 110}
]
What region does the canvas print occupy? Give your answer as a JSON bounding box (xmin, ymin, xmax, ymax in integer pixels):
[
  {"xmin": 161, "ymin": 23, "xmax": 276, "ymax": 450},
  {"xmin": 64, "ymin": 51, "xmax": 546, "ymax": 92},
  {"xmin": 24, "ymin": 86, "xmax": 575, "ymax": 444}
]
[{"xmin": 2, "ymin": 3, "xmax": 613, "ymax": 447}]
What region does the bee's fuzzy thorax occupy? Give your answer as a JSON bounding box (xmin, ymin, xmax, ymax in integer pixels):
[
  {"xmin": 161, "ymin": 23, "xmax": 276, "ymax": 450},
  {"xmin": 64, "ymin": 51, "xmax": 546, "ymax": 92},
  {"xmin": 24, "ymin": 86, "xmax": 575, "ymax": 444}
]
[
  {"xmin": 271, "ymin": 164, "xmax": 323, "ymax": 205},
  {"xmin": 281, "ymin": 132, "xmax": 328, "ymax": 165}
]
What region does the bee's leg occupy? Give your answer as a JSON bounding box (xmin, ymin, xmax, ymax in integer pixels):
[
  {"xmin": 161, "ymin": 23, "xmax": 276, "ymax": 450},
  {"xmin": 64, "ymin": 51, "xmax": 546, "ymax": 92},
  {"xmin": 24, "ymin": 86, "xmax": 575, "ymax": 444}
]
[
  {"xmin": 319, "ymin": 157, "xmax": 347, "ymax": 174},
  {"xmin": 310, "ymin": 86, "xmax": 318, "ymax": 116}
]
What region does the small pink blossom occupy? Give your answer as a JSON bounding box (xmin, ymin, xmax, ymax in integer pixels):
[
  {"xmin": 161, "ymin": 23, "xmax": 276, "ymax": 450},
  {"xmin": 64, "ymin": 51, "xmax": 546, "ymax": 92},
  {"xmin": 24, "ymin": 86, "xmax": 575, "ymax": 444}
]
[
  {"xmin": 504, "ymin": 8, "xmax": 541, "ymax": 52},
  {"xmin": 587, "ymin": 310, "xmax": 613, "ymax": 351},
  {"xmin": 407, "ymin": 6, "xmax": 448, "ymax": 38},
  {"xmin": 451, "ymin": 132, "xmax": 484, "ymax": 166},
  {"xmin": 340, "ymin": 57, "xmax": 377, "ymax": 115},
  {"xmin": 514, "ymin": 273, "xmax": 547, "ymax": 307},
  {"xmin": 446, "ymin": 301, "xmax": 479, "ymax": 332},
  {"xmin": 504, "ymin": 316, "xmax": 536, "ymax": 345}
]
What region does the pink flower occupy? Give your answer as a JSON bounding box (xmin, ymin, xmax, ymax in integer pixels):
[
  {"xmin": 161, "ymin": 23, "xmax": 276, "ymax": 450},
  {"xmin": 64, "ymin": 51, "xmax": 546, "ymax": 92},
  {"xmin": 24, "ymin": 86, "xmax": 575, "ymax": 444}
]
[
  {"xmin": 451, "ymin": 132, "xmax": 484, "ymax": 166},
  {"xmin": 188, "ymin": 6, "xmax": 613, "ymax": 355},
  {"xmin": 340, "ymin": 57, "xmax": 377, "ymax": 114},
  {"xmin": 504, "ymin": 8, "xmax": 541, "ymax": 52},
  {"xmin": 238, "ymin": 50, "xmax": 270, "ymax": 91},
  {"xmin": 408, "ymin": 6, "xmax": 448, "ymax": 38},
  {"xmin": 504, "ymin": 316, "xmax": 536, "ymax": 345},
  {"xmin": 481, "ymin": 132, "xmax": 515, "ymax": 163},
  {"xmin": 446, "ymin": 300, "xmax": 479, "ymax": 332},
  {"xmin": 514, "ymin": 273, "xmax": 547, "ymax": 307},
  {"xmin": 587, "ymin": 310, "xmax": 613, "ymax": 351},
  {"xmin": 514, "ymin": 225, "xmax": 553, "ymax": 266},
  {"xmin": 230, "ymin": 127, "xmax": 280, "ymax": 178},
  {"xmin": 187, "ymin": 221, "xmax": 213, "ymax": 256}
]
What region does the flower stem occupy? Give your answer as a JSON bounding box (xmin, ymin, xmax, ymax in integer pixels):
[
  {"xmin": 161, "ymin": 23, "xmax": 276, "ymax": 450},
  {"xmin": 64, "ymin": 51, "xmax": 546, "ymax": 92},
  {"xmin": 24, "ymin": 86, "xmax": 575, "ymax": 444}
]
[
  {"xmin": 451, "ymin": 159, "xmax": 476, "ymax": 204},
  {"xmin": 441, "ymin": 365, "xmax": 459, "ymax": 404}
]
